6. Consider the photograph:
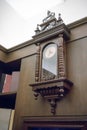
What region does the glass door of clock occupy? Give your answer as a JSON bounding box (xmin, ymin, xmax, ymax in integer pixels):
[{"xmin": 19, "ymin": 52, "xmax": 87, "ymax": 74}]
[{"xmin": 42, "ymin": 43, "xmax": 57, "ymax": 80}]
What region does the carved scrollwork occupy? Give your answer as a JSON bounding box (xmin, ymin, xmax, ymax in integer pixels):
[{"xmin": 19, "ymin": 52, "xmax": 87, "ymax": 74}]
[{"xmin": 43, "ymin": 10, "xmax": 55, "ymax": 23}]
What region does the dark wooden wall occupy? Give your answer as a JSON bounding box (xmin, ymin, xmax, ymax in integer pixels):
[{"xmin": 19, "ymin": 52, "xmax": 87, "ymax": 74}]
[{"xmin": 0, "ymin": 17, "xmax": 87, "ymax": 130}]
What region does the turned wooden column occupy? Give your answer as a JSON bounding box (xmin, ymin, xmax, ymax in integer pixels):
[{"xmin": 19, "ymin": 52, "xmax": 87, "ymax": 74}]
[
  {"xmin": 58, "ymin": 34, "xmax": 66, "ymax": 78},
  {"xmin": 35, "ymin": 44, "xmax": 41, "ymax": 82}
]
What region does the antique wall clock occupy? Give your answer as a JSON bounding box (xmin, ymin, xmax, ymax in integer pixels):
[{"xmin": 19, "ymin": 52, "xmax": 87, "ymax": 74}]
[{"xmin": 30, "ymin": 11, "xmax": 73, "ymax": 114}]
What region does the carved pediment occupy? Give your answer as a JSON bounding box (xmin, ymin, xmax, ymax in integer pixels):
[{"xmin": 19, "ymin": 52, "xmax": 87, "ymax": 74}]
[{"xmin": 35, "ymin": 11, "xmax": 63, "ymax": 34}]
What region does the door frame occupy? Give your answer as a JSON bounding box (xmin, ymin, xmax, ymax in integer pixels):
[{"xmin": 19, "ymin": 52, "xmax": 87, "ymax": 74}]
[{"xmin": 21, "ymin": 116, "xmax": 87, "ymax": 130}]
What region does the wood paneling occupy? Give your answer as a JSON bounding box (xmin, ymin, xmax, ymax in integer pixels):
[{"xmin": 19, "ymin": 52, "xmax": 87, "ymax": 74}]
[{"xmin": 0, "ymin": 17, "xmax": 87, "ymax": 130}]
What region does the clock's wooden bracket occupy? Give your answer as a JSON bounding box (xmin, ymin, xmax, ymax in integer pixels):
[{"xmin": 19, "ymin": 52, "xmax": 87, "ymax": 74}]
[{"xmin": 30, "ymin": 78, "xmax": 73, "ymax": 114}]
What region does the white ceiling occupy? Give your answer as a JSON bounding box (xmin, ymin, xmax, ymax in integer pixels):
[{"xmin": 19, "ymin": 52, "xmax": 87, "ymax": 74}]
[{"xmin": 0, "ymin": 0, "xmax": 87, "ymax": 49}]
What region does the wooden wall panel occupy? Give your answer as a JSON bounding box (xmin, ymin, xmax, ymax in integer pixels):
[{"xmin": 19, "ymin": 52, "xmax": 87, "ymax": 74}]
[
  {"xmin": 66, "ymin": 37, "xmax": 87, "ymax": 115},
  {"xmin": 0, "ymin": 50, "xmax": 7, "ymax": 62},
  {"xmin": 69, "ymin": 23, "xmax": 87, "ymax": 41},
  {"xmin": 6, "ymin": 44, "xmax": 36, "ymax": 62}
]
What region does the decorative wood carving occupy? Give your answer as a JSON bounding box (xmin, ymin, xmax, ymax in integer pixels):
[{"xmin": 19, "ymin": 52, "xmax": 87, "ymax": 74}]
[
  {"xmin": 58, "ymin": 34, "xmax": 66, "ymax": 78},
  {"xmin": 30, "ymin": 11, "xmax": 73, "ymax": 115},
  {"xmin": 30, "ymin": 78, "xmax": 73, "ymax": 114},
  {"xmin": 35, "ymin": 43, "xmax": 40, "ymax": 82}
]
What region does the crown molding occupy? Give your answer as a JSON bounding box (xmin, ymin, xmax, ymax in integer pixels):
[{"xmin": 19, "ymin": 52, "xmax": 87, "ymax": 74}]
[
  {"xmin": 0, "ymin": 17, "xmax": 87, "ymax": 53},
  {"xmin": 0, "ymin": 45, "xmax": 7, "ymax": 52},
  {"xmin": 68, "ymin": 17, "xmax": 87, "ymax": 29}
]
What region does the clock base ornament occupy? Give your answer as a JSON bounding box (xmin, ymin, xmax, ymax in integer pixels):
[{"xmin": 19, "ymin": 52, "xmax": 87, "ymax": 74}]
[{"xmin": 30, "ymin": 78, "xmax": 73, "ymax": 115}]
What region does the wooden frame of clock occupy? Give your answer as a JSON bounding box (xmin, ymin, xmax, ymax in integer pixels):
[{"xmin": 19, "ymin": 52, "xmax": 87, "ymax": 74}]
[{"xmin": 30, "ymin": 12, "xmax": 73, "ymax": 115}]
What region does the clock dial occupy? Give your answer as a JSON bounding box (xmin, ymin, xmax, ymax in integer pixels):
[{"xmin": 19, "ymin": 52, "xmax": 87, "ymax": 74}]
[{"xmin": 45, "ymin": 46, "xmax": 56, "ymax": 58}]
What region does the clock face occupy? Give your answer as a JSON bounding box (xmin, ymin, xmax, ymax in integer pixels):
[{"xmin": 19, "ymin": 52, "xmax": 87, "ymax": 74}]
[
  {"xmin": 45, "ymin": 46, "xmax": 56, "ymax": 58},
  {"xmin": 44, "ymin": 44, "xmax": 56, "ymax": 58}
]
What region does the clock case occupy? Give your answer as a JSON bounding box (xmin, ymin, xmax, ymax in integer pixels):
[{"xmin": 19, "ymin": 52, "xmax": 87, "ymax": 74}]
[{"xmin": 30, "ymin": 12, "xmax": 73, "ymax": 114}]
